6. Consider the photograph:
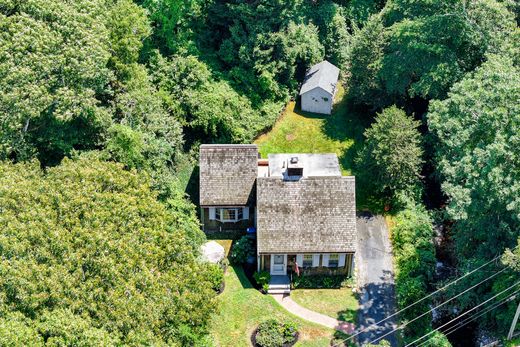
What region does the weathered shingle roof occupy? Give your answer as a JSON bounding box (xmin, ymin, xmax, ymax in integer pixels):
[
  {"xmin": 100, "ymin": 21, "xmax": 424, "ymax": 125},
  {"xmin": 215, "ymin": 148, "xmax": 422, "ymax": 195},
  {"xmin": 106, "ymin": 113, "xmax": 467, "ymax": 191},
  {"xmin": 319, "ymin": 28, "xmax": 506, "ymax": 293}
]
[
  {"xmin": 199, "ymin": 144, "xmax": 258, "ymax": 206},
  {"xmin": 299, "ymin": 60, "xmax": 340, "ymax": 96},
  {"xmin": 257, "ymin": 176, "xmax": 356, "ymax": 253}
]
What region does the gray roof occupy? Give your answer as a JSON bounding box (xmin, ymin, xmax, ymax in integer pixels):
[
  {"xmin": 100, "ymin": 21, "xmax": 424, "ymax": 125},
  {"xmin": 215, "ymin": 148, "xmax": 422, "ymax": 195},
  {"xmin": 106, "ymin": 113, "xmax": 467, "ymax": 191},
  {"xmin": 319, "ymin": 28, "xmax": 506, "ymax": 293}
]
[
  {"xmin": 199, "ymin": 144, "xmax": 258, "ymax": 206},
  {"xmin": 299, "ymin": 60, "xmax": 340, "ymax": 96},
  {"xmin": 257, "ymin": 176, "xmax": 356, "ymax": 253},
  {"xmin": 268, "ymin": 153, "xmax": 341, "ymax": 178}
]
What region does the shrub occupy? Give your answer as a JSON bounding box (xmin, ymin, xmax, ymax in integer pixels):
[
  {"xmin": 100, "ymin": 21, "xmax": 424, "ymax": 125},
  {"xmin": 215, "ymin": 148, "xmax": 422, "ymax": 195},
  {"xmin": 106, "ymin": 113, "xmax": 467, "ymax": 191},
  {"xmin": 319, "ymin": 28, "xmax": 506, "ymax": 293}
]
[
  {"xmin": 207, "ymin": 263, "xmax": 224, "ymax": 292},
  {"xmin": 391, "ymin": 199, "xmax": 437, "ymax": 342},
  {"xmin": 220, "ymin": 257, "xmax": 229, "ymax": 268},
  {"xmin": 292, "ymin": 275, "xmax": 347, "ymax": 289},
  {"xmin": 254, "ymin": 270, "xmax": 271, "ymax": 287},
  {"xmin": 255, "ymin": 319, "xmax": 298, "ymax": 347},
  {"xmin": 230, "ymin": 236, "xmax": 255, "ymax": 264}
]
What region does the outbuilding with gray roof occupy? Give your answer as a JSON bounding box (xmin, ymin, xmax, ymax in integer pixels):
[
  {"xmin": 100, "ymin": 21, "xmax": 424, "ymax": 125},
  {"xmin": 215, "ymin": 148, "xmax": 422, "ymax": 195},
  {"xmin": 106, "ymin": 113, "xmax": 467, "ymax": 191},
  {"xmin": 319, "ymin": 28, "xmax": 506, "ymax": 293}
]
[{"xmin": 299, "ymin": 60, "xmax": 340, "ymax": 115}]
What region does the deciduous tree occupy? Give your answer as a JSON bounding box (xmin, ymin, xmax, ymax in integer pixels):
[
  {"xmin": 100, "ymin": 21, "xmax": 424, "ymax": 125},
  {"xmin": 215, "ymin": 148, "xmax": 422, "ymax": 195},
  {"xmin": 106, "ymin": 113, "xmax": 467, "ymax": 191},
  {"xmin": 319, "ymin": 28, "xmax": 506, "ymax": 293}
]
[{"xmin": 0, "ymin": 159, "xmax": 219, "ymax": 345}]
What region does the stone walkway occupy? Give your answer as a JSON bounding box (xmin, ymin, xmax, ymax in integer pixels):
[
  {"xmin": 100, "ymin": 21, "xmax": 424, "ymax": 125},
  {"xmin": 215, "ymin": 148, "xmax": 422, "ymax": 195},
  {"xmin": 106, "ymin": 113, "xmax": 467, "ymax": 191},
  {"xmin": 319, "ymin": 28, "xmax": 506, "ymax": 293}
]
[{"xmin": 271, "ymin": 294, "xmax": 355, "ymax": 334}]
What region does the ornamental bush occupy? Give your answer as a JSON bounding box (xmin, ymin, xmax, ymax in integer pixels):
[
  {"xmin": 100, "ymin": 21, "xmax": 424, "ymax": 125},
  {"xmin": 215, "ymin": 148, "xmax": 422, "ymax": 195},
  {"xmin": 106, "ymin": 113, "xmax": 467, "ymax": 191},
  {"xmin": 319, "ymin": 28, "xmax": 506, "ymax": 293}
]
[
  {"xmin": 254, "ymin": 271, "xmax": 271, "ymax": 288},
  {"xmin": 292, "ymin": 275, "xmax": 347, "ymax": 289},
  {"xmin": 207, "ymin": 263, "xmax": 225, "ymax": 292},
  {"xmin": 255, "ymin": 319, "xmax": 298, "ymax": 347},
  {"xmin": 230, "ymin": 236, "xmax": 256, "ymax": 264}
]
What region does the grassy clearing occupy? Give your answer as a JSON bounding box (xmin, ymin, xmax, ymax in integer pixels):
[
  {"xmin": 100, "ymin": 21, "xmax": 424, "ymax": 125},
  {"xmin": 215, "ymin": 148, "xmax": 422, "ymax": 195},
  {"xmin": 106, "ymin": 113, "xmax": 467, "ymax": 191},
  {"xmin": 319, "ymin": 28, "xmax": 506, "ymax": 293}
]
[
  {"xmin": 291, "ymin": 288, "xmax": 359, "ymax": 322},
  {"xmin": 255, "ymin": 86, "xmax": 368, "ymax": 176},
  {"xmin": 254, "ymin": 85, "xmax": 376, "ymax": 209},
  {"xmin": 210, "ymin": 266, "xmax": 336, "ymax": 347}
]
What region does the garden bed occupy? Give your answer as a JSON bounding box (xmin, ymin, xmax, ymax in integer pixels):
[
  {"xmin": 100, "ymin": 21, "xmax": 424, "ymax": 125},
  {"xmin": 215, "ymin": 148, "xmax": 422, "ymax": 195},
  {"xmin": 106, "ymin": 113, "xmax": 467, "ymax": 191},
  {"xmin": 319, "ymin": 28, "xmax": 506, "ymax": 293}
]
[
  {"xmin": 251, "ymin": 319, "xmax": 299, "ymax": 347},
  {"xmin": 251, "ymin": 329, "xmax": 299, "ymax": 347}
]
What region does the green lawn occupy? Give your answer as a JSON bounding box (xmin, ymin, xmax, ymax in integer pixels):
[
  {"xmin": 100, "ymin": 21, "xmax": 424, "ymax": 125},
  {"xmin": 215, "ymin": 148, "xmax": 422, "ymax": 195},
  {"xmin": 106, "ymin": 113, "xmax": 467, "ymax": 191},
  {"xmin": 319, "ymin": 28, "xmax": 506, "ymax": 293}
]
[
  {"xmin": 254, "ymin": 85, "xmax": 380, "ymax": 210},
  {"xmin": 254, "ymin": 86, "xmax": 368, "ymax": 176},
  {"xmin": 291, "ymin": 288, "xmax": 359, "ymax": 322},
  {"xmin": 210, "ymin": 265, "xmax": 337, "ymax": 347}
]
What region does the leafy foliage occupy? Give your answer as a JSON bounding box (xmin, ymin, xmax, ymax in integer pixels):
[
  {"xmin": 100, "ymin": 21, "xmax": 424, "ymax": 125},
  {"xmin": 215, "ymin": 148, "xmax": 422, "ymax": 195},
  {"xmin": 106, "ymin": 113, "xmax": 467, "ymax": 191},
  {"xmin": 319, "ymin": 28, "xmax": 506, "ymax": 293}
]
[
  {"xmin": 230, "ymin": 236, "xmax": 256, "ymax": 264},
  {"xmin": 255, "ymin": 319, "xmax": 298, "ymax": 347},
  {"xmin": 428, "ymin": 52, "xmax": 520, "ymax": 333},
  {"xmin": 207, "ymin": 263, "xmax": 225, "ymax": 292},
  {"xmin": 254, "ymin": 271, "xmax": 272, "ymax": 288},
  {"xmin": 357, "ymin": 106, "xmax": 423, "ymax": 201},
  {"xmin": 0, "ymin": 0, "xmax": 112, "ymax": 163},
  {"xmin": 348, "ymin": 0, "xmax": 517, "ymax": 108},
  {"xmin": 391, "ymin": 200, "xmax": 437, "ymax": 341},
  {"xmin": 0, "ymin": 159, "xmax": 217, "ymax": 345},
  {"xmin": 291, "ymin": 275, "xmax": 350, "ymax": 289}
]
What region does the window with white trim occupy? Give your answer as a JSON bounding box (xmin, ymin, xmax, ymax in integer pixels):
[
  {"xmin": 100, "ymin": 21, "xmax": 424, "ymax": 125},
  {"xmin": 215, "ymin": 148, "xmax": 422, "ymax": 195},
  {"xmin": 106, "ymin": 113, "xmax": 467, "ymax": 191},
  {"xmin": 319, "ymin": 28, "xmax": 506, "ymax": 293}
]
[
  {"xmin": 221, "ymin": 208, "xmax": 237, "ymax": 222},
  {"xmin": 329, "ymin": 253, "xmax": 339, "ymax": 268},
  {"xmin": 210, "ymin": 207, "xmax": 248, "ymax": 222},
  {"xmin": 303, "ymin": 255, "xmax": 313, "ymax": 268}
]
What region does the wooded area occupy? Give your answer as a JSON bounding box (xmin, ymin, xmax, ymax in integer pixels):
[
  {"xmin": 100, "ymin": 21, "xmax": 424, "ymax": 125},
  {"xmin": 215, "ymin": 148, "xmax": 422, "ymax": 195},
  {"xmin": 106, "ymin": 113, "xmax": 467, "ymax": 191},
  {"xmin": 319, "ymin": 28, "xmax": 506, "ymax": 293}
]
[{"xmin": 0, "ymin": 0, "xmax": 519, "ymax": 345}]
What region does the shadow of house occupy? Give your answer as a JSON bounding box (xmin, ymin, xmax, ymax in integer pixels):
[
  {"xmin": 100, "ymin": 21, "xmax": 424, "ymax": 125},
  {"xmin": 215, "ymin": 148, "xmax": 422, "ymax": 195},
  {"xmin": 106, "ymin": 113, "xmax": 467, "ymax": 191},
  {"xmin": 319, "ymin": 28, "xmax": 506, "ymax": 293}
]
[
  {"xmin": 186, "ymin": 164, "xmax": 200, "ymax": 208},
  {"xmin": 233, "ymin": 265, "xmax": 254, "ymax": 290}
]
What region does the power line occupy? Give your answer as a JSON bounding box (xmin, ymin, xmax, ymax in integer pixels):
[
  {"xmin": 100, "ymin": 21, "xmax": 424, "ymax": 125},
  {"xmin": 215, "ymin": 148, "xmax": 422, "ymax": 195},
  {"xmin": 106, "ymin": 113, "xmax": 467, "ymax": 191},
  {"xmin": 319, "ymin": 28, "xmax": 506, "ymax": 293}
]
[
  {"xmin": 332, "ymin": 255, "xmax": 502, "ymax": 346},
  {"xmin": 415, "ymin": 290, "xmax": 520, "ymax": 347},
  {"xmin": 405, "ymin": 279, "xmax": 520, "ymax": 346},
  {"xmin": 365, "ymin": 266, "xmax": 509, "ymax": 345}
]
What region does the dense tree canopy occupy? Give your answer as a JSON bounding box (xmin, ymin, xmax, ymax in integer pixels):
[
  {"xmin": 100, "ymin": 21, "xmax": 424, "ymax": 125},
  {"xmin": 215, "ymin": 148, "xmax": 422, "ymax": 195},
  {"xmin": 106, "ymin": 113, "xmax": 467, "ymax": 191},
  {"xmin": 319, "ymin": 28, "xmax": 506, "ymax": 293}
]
[
  {"xmin": 1, "ymin": 0, "xmax": 519, "ymax": 344},
  {"xmin": 348, "ymin": 0, "xmax": 517, "ymax": 109},
  {"xmin": 0, "ymin": 0, "xmax": 112, "ymax": 163},
  {"xmin": 0, "ymin": 159, "xmax": 217, "ymax": 345},
  {"xmin": 357, "ymin": 105, "xmax": 424, "ymax": 201},
  {"xmin": 428, "ymin": 54, "xmax": 520, "ymax": 260},
  {"xmin": 428, "ymin": 52, "xmax": 520, "ymax": 334}
]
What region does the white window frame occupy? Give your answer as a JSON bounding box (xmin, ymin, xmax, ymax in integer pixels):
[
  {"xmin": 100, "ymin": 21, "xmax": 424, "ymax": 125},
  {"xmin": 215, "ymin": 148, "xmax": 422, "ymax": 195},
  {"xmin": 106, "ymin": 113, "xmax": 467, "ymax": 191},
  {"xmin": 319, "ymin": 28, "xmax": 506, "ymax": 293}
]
[
  {"xmin": 302, "ymin": 254, "xmax": 313, "ymax": 268},
  {"xmin": 329, "ymin": 253, "xmax": 339, "ymax": 268},
  {"xmin": 208, "ymin": 207, "xmax": 249, "ymax": 222},
  {"xmin": 220, "ymin": 208, "xmax": 239, "ymax": 222}
]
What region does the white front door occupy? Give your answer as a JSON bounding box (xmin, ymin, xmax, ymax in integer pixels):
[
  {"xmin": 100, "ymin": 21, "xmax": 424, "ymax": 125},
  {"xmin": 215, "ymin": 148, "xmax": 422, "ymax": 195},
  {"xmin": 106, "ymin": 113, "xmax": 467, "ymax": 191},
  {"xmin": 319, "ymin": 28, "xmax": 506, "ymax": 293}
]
[{"xmin": 270, "ymin": 254, "xmax": 287, "ymax": 275}]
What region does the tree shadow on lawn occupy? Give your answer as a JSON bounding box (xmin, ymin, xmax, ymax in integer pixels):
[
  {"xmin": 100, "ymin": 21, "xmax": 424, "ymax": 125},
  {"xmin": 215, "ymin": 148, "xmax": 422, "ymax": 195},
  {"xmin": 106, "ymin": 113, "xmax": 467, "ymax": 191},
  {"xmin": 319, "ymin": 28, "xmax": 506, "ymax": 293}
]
[{"xmin": 355, "ymin": 282, "xmax": 398, "ymax": 347}]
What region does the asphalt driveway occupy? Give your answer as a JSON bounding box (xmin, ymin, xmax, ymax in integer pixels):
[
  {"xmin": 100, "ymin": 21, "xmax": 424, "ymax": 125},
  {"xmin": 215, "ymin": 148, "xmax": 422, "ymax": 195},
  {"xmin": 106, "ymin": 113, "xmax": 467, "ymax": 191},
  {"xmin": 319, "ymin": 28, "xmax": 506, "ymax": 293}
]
[{"xmin": 355, "ymin": 212, "xmax": 397, "ymax": 346}]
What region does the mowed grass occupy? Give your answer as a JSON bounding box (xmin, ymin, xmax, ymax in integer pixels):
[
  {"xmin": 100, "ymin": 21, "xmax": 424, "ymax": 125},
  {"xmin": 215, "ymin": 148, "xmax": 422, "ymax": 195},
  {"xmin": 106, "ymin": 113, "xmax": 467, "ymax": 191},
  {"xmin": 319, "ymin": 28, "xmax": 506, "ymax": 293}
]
[
  {"xmin": 210, "ymin": 266, "xmax": 336, "ymax": 347},
  {"xmin": 254, "ymin": 85, "xmax": 368, "ymax": 176},
  {"xmin": 291, "ymin": 288, "xmax": 359, "ymax": 322}
]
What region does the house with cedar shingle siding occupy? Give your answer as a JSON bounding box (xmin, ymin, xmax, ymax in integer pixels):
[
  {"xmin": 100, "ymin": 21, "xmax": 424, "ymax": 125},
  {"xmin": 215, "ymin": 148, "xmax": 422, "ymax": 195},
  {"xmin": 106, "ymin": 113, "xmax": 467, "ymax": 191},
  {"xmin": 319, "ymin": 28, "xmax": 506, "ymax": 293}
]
[
  {"xmin": 199, "ymin": 144, "xmax": 257, "ymax": 233},
  {"xmin": 199, "ymin": 144, "xmax": 357, "ymax": 282}
]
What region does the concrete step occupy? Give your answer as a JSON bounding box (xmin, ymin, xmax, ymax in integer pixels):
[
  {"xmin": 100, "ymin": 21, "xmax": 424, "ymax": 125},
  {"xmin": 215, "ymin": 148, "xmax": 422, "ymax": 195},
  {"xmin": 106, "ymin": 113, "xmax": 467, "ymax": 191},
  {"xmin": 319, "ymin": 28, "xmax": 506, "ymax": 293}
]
[
  {"xmin": 269, "ymin": 284, "xmax": 290, "ymax": 290},
  {"xmin": 268, "ymin": 288, "xmax": 291, "ymax": 294}
]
